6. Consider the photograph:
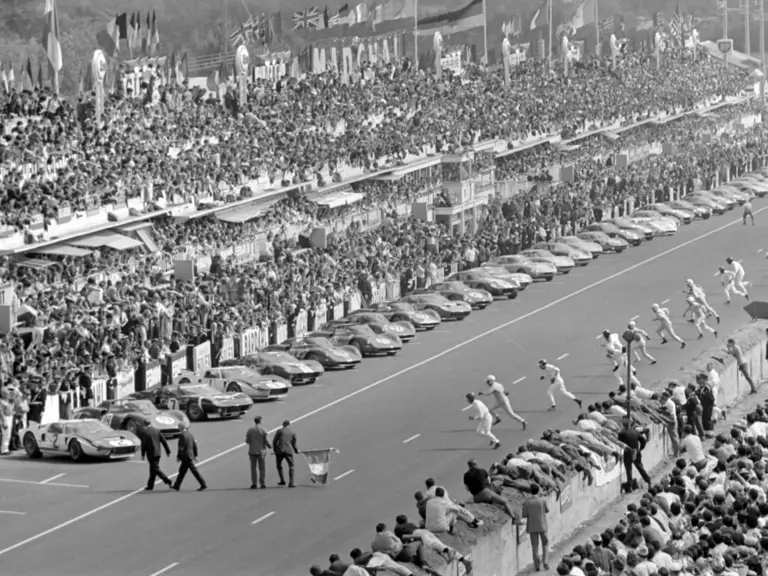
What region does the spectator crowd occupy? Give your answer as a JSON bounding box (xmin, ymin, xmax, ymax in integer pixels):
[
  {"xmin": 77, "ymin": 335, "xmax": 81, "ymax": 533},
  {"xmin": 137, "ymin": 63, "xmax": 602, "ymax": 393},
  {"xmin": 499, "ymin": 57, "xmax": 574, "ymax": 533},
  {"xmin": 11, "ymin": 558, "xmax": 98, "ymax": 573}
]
[{"xmin": 0, "ymin": 36, "xmax": 765, "ymax": 576}]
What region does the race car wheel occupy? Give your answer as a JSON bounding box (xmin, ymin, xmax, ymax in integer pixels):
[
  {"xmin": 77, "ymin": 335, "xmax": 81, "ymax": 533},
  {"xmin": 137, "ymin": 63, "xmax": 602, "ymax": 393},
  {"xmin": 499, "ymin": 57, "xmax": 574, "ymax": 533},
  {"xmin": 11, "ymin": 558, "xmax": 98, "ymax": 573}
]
[
  {"xmin": 187, "ymin": 402, "xmax": 205, "ymax": 422},
  {"xmin": 352, "ymin": 341, "xmax": 366, "ymax": 357},
  {"xmin": 306, "ymin": 353, "xmax": 322, "ymax": 363},
  {"xmin": 386, "ymin": 351, "xmax": 398, "ymax": 356},
  {"xmin": 226, "ymin": 382, "xmax": 241, "ymax": 393},
  {"xmin": 68, "ymin": 440, "xmax": 84, "ymax": 462},
  {"xmin": 23, "ymin": 433, "xmax": 42, "ymax": 459},
  {"xmin": 508, "ymin": 292, "xmax": 518, "ymax": 300},
  {"xmin": 178, "ymin": 377, "xmax": 191, "ymax": 385},
  {"xmin": 125, "ymin": 419, "xmax": 139, "ymax": 435},
  {"xmin": 516, "ymin": 269, "xmax": 527, "ymax": 274},
  {"xmin": 545, "ymin": 276, "xmax": 554, "ymax": 282}
]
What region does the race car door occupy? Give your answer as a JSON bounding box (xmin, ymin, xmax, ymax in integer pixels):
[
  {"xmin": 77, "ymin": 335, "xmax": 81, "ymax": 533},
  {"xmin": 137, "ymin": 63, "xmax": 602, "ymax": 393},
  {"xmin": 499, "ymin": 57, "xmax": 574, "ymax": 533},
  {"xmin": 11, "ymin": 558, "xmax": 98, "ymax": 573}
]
[{"xmin": 38, "ymin": 422, "xmax": 66, "ymax": 454}]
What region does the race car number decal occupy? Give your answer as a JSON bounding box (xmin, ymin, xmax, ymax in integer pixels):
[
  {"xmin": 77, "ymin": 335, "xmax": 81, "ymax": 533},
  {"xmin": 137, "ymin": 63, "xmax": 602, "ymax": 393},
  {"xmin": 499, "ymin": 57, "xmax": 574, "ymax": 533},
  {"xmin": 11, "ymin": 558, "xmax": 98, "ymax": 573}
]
[
  {"xmin": 470, "ymin": 292, "xmax": 483, "ymax": 298},
  {"xmin": 155, "ymin": 416, "xmax": 175, "ymax": 425},
  {"xmin": 102, "ymin": 414, "xmax": 114, "ymax": 426},
  {"xmin": 390, "ymin": 326, "xmax": 404, "ymax": 332},
  {"xmin": 167, "ymin": 398, "xmax": 180, "ymax": 411},
  {"xmin": 375, "ymin": 337, "xmax": 389, "ymax": 344},
  {"xmin": 108, "ymin": 439, "xmax": 134, "ymax": 447}
]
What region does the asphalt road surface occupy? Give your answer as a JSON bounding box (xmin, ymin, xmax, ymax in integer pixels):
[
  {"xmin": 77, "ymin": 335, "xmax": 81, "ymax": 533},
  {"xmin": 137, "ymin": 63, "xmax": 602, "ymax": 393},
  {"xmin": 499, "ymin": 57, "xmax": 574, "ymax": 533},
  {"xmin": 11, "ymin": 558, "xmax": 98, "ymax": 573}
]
[{"xmin": 1, "ymin": 205, "xmax": 767, "ymax": 576}]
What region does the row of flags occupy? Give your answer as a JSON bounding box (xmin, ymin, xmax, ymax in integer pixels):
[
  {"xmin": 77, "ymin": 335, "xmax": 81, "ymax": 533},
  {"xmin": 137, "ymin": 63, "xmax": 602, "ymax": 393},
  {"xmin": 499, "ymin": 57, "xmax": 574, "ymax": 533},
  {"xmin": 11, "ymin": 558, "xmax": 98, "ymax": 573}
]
[
  {"xmin": 290, "ymin": 0, "xmax": 412, "ymax": 31},
  {"xmin": 97, "ymin": 11, "xmax": 160, "ymax": 58},
  {"xmin": 76, "ymin": 52, "xmax": 190, "ymax": 98},
  {"xmin": 0, "ymin": 59, "xmax": 56, "ymax": 94},
  {"xmin": 501, "ymin": 0, "xmax": 695, "ymax": 46}
]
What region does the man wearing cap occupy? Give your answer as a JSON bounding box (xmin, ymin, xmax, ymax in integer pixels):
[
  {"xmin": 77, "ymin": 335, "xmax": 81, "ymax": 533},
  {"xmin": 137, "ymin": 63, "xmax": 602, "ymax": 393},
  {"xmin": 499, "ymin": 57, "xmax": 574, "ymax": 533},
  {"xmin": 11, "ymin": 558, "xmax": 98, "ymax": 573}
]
[
  {"xmin": 140, "ymin": 418, "xmax": 173, "ymax": 490},
  {"xmin": 476, "ymin": 375, "xmax": 526, "ymax": 430}
]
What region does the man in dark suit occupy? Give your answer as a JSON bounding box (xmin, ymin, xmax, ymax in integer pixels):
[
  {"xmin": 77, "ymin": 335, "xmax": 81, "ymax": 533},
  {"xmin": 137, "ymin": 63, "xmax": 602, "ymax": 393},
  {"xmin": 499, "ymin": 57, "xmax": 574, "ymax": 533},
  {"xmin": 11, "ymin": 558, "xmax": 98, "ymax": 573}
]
[
  {"xmin": 245, "ymin": 415, "xmax": 270, "ymax": 489},
  {"xmin": 273, "ymin": 419, "xmax": 299, "ymax": 488},
  {"xmin": 172, "ymin": 422, "xmax": 207, "ymax": 491},
  {"xmin": 140, "ymin": 418, "xmax": 172, "ymax": 490}
]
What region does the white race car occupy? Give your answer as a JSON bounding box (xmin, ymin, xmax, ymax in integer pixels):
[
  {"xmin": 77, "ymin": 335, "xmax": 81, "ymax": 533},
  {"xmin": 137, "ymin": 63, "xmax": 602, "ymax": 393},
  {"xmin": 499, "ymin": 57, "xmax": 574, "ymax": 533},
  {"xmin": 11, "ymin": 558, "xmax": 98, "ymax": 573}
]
[{"xmin": 22, "ymin": 419, "xmax": 141, "ymax": 462}]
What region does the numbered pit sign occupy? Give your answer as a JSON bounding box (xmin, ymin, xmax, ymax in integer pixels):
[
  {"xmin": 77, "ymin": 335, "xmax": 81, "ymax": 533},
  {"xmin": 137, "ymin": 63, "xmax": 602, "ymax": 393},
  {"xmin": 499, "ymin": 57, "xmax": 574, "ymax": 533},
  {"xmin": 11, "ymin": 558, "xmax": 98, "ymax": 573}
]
[{"xmin": 717, "ymin": 39, "xmax": 733, "ymax": 54}]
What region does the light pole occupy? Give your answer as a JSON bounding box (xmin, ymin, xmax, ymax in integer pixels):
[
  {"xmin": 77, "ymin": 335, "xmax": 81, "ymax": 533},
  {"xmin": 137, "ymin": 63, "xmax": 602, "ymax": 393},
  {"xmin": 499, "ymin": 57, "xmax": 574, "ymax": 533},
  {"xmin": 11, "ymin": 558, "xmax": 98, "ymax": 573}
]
[{"xmin": 622, "ymin": 329, "xmax": 636, "ymax": 421}]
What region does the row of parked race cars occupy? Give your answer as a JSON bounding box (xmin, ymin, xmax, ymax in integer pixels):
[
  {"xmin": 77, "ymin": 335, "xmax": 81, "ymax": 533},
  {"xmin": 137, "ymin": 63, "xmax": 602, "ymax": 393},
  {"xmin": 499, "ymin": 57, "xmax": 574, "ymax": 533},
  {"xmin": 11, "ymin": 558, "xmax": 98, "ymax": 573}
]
[{"xmin": 19, "ymin": 171, "xmax": 768, "ymax": 463}]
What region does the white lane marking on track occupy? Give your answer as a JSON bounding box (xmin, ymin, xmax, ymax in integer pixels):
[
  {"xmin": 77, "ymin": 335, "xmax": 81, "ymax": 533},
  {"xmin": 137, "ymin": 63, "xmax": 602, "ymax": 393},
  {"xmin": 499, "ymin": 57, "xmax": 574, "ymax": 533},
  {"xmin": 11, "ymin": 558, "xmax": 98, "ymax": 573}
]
[
  {"xmin": 758, "ymin": 248, "xmax": 763, "ymax": 253},
  {"xmin": 595, "ymin": 334, "xmax": 602, "ymax": 339},
  {"xmin": 125, "ymin": 460, "xmax": 145, "ymax": 464},
  {"xmin": 149, "ymin": 562, "xmax": 179, "ymax": 576},
  {"xmin": 630, "ymin": 315, "xmax": 640, "ymax": 321},
  {"xmin": 661, "ymin": 299, "xmax": 670, "ymax": 304},
  {"xmin": 1, "ymin": 208, "xmax": 763, "ymax": 558},
  {"xmin": 40, "ymin": 474, "xmax": 65, "ymax": 484},
  {"xmin": 333, "ymin": 470, "xmax": 355, "ymax": 481},
  {"xmin": 556, "ymin": 353, "xmax": 569, "ymax": 360},
  {"xmin": 403, "ymin": 434, "xmax": 421, "ymax": 444},
  {"xmin": 251, "ymin": 512, "xmax": 276, "ymax": 525},
  {"xmin": 0, "ymin": 511, "xmax": 26, "ymax": 515},
  {"xmin": 513, "ymin": 377, "xmax": 526, "ymax": 384},
  {"xmin": 0, "ymin": 478, "xmax": 89, "ymax": 489}
]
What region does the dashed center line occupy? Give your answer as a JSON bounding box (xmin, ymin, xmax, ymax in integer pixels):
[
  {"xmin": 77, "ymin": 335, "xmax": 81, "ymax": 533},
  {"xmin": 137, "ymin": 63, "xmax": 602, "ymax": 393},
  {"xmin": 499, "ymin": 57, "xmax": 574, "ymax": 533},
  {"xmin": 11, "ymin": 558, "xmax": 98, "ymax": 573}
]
[
  {"xmin": 0, "ymin": 511, "xmax": 26, "ymax": 516},
  {"xmin": 403, "ymin": 434, "xmax": 421, "ymax": 444},
  {"xmin": 0, "ymin": 478, "xmax": 89, "ymax": 489},
  {"xmin": 333, "ymin": 469, "xmax": 355, "ymax": 481},
  {"xmin": 556, "ymin": 353, "xmax": 569, "ymax": 360},
  {"xmin": 630, "ymin": 315, "xmax": 640, "ymax": 321},
  {"xmin": 251, "ymin": 512, "xmax": 276, "ymax": 525},
  {"xmin": 40, "ymin": 474, "xmax": 65, "ymax": 484},
  {"xmin": 513, "ymin": 377, "xmax": 526, "ymax": 384},
  {"xmin": 661, "ymin": 298, "xmax": 670, "ymax": 304},
  {"xmin": 149, "ymin": 562, "xmax": 179, "ymax": 576}
]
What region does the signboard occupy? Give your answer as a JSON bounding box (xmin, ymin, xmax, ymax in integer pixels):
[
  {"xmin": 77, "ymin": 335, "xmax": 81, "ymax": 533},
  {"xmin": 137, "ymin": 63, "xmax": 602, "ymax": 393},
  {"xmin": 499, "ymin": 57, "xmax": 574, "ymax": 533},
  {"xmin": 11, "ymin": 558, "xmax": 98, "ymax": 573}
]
[
  {"xmin": 57, "ymin": 202, "xmax": 72, "ymax": 223},
  {"xmin": 236, "ymin": 328, "xmax": 265, "ymax": 357},
  {"xmin": 145, "ymin": 361, "xmax": 163, "ymax": 389},
  {"xmin": 29, "ymin": 213, "xmax": 45, "ymax": 230},
  {"xmin": 85, "ymin": 195, "xmax": 101, "ymax": 216},
  {"xmin": 718, "ymin": 39, "xmax": 733, "ymax": 54},
  {"xmin": 0, "ymin": 284, "xmax": 14, "ymax": 307},
  {"xmin": 190, "ymin": 341, "xmax": 212, "ymax": 373},
  {"xmin": 219, "ymin": 337, "xmax": 236, "ymax": 363},
  {"xmin": 559, "ymin": 484, "xmax": 573, "ymax": 512},
  {"xmin": 165, "ymin": 349, "xmax": 188, "ymax": 384}
]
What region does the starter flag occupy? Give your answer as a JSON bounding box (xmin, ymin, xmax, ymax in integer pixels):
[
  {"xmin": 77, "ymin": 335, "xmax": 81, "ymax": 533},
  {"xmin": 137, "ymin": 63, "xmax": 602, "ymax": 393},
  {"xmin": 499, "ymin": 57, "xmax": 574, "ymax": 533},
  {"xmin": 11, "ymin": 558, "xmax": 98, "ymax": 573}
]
[{"xmin": 303, "ymin": 448, "xmax": 339, "ymax": 485}]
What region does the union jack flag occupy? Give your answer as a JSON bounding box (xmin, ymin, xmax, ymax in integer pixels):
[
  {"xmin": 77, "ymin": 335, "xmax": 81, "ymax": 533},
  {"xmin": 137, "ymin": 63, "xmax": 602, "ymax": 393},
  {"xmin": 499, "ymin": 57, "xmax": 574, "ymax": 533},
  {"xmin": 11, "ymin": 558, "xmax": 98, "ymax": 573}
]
[
  {"xmin": 670, "ymin": 12, "xmax": 682, "ymax": 42},
  {"xmin": 600, "ymin": 15, "xmax": 614, "ymax": 33},
  {"xmin": 653, "ymin": 11, "xmax": 664, "ymax": 28},
  {"xmin": 229, "ymin": 16, "xmax": 254, "ymax": 47},
  {"xmin": 293, "ymin": 7, "xmax": 320, "ymax": 29}
]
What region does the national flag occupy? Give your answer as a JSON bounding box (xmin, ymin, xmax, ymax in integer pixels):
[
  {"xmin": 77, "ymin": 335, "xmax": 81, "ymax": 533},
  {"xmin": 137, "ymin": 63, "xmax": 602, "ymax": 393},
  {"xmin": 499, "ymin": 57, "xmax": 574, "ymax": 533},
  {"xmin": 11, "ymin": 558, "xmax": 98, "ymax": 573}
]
[
  {"xmin": 529, "ymin": 0, "xmax": 548, "ymax": 32},
  {"xmin": 716, "ymin": 0, "xmax": 725, "ymax": 14},
  {"xmin": 293, "ymin": 7, "xmax": 320, "ymax": 29},
  {"xmin": 42, "ymin": 0, "xmax": 63, "ymax": 83},
  {"xmin": 354, "ymin": 2, "xmax": 368, "ymax": 24},
  {"xmin": 417, "ymin": 0, "xmax": 485, "ymax": 35},
  {"xmin": 653, "ymin": 11, "xmax": 665, "ymax": 28},
  {"xmin": 230, "ymin": 16, "xmax": 254, "ymax": 46},
  {"xmin": 25, "ymin": 57, "xmax": 34, "ymax": 91},
  {"xmin": 149, "ymin": 11, "xmax": 160, "ymax": 55},
  {"xmin": 381, "ymin": 0, "xmax": 413, "ymax": 21},
  {"xmin": 670, "ymin": 13, "xmax": 682, "ymax": 43},
  {"xmin": 636, "ymin": 17, "xmax": 653, "ymax": 31},
  {"xmin": 600, "ymin": 14, "xmax": 614, "ymax": 33},
  {"xmin": 7, "ymin": 63, "xmax": 14, "ymax": 90},
  {"xmin": 562, "ymin": 0, "xmax": 596, "ymax": 32},
  {"xmin": 303, "ymin": 448, "xmax": 339, "ymax": 485},
  {"xmin": 337, "ymin": 4, "xmax": 350, "ymax": 26},
  {"xmin": 131, "ymin": 12, "xmax": 140, "ymax": 53},
  {"xmin": 142, "ymin": 12, "xmax": 150, "ymax": 53},
  {"xmin": 115, "ymin": 12, "xmax": 128, "ymax": 41},
  {"xmin": 0, "ymin": 65, "xmax": 6, "ymax": 95},
  {"xmin": 317, "ymin": 6, "xmax": 329, "ymax": 29},
  {"xmin": 370, "ymin": 4, "xmax": 384, "ymax": 29},
  {"xmin": 37, "ymin": 58, "xmax": 45, "ymax": 88},
  {"xmin": 97, "ymin": 15, "xmax": 119, "ymax": 57},
  {"xmin": 267, "ymin": 12, "xmax": 282, "ymax": 42},
  {"xmin": 181, "ymin": 53, "xmax": 189, "ymax": 82}
]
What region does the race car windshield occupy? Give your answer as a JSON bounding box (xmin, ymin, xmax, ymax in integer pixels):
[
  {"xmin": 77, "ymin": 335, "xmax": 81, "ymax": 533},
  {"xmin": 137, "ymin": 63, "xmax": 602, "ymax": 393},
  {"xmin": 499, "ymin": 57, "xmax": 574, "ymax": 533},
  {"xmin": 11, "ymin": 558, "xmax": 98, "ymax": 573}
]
[
  {"xmin": 221, "ymin": 367, "xmax": 260, "ymax": 379},
  {"xmin": 349, "ymin": 325, "xmax": 375, "ymax": 336},
  {"xmin": 65, "ymin": 421, "xmax": 112, "ymax": 435},
  {"xmin": 304, "ymin": 337, "xmax": 333, "ymax": 349},
  {"xmin": 126, "ymin": 401, "xmax": 157, "ymax": 415},
  {"xmin": 179, "ymin": 385, "xmax": 219, "ymax": 396},
  {"xmin": 262, "ymin": 352, "xmax": 293, "ymax": 362}
]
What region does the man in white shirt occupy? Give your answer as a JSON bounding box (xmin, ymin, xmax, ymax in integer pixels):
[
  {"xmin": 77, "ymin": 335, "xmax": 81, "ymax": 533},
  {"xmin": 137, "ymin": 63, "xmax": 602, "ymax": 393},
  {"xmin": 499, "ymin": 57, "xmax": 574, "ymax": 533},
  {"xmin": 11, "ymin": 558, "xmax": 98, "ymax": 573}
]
[
  {"xmin": 477, "ymin": 375, "xmax": 527, "ymax": 430},
  {"xmin": 680, "ymin": 425, "xmax": 707, "ymax": 470},
  {"xmin": 538, "ymin": 359, "xmax": 582, "ymax": 412},
  {"xmin": 627, "ymin": 321, "xmax": 657, "ymax": 364},
  {"xmin": 726, "ymin": 257, "xmax": 750, "ymax": 300},
  {"xmin": 651, "ymin": 303, "xmax": 686, "ymax": 348},
  {"xmin": 601, "ymin": 331, "xmax": 641, "ymax": 387},
  {"xmin": 464, "ymin": 393, "xmax": 501, "ymax": 449},
  {"xmin": 684, "ymin": 278, "xmax": 720, "ymax": 322},
  {"xmin": 425, "ymin": 487, "xmax": 480, "ymax": 533}
]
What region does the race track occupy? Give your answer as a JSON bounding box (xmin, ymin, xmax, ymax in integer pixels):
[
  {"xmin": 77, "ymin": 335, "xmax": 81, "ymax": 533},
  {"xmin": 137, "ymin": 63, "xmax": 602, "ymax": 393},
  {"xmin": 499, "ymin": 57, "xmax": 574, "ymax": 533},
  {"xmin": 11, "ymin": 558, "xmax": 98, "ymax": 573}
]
[{"xmin": 1, "ymin": 206, "xmax": 767, "ymax": 576}]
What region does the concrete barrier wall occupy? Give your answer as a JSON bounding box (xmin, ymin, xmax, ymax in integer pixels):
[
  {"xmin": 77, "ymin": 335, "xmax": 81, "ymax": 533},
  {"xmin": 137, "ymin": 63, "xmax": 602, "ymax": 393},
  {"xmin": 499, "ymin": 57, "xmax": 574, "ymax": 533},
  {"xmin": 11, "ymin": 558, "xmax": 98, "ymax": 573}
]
[{"xmin": 436, "ymin": 321, "xmax": 768, "ymax": 576}]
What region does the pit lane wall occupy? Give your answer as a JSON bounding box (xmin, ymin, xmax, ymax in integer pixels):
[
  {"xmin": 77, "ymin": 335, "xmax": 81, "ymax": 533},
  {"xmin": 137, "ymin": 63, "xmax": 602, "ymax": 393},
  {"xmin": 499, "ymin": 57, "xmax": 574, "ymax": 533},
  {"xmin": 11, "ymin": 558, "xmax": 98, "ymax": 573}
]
[{"xmin": 432, "ymin": 322, "xmax": 768, "ymax": 576}]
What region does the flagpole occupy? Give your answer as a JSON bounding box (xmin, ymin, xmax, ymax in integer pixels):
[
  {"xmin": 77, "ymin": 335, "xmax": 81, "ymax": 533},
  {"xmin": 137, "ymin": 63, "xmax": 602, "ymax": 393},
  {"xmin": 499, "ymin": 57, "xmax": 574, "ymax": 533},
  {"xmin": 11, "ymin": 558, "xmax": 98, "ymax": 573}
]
[
  {"xmin": 724, "ymin": 0, "xmax": 729, "ymax": 69},
  {"xmin": 761, "ymin": 0, "xmax": 765, "ymax": 107},
  {"xmin": 223, "ymin": 0, "xmax": 229, "ymax": 56},
  {"xmin": 595, "ymin": 0, "xmax": 600, "ymax": 57},
  {"xmin": 746, "ymin": 0, "xmax": 752, "ymax": 56},
  {"xmin": 548, "ymin": 0, "xmax": 553, "ymax": 68},
  {"xmin": 413, "ymin": 0, "xmax": 418, "ymax": 63},
  {"xmin": 482, "ymin": 0, "xmax": 488, "ymax": 64}
]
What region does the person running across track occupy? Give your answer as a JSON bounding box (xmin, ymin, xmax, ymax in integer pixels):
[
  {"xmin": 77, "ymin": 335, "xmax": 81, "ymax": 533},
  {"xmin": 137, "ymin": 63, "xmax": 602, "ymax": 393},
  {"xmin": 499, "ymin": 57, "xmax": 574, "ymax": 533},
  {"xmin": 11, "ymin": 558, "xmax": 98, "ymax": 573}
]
[
  {"xmin": 464, "ymin": 393, "xmax": 501, "ymax": 449},
  {"xmin": 683, "ymin": 279, "xmax": 720, "ymax": 324},
  {"xmin": 743, "ymin": 199, "xmax": 755, "ymax": 225},
  {"xmin": 726, "ymin": 257, "xmax": 750, "ymax": 301},
  {"xmin": 684, "ymin": 297, "xmax": 718, "ymax": 340},
  {"xmin": 601, "ymin": 330, "xmax": 641, "ymax": 387},
  {"xmin": 627, "ymin": 321, "xmax": 656, "ymax": 365},
  {"xmin": 476, "ymin": 375, "xmax": 527, "ymax": 430},
  {"xmin": 538, "ymin": 359, "xmax": 582, "ymax": 412},
  {"xmin": 651, "ymin": 303, "xmax": 685, "ymax": 348}
]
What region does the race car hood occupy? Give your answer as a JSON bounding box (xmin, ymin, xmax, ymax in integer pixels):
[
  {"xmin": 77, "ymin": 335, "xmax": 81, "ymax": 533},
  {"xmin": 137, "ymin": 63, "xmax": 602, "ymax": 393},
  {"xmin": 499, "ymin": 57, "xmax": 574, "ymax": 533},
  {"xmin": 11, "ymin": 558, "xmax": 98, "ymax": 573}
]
[
  {"xmin": 461, "ymin": 289, "xmax": 493, "ymax": 301},
  {"xmin": 277, "ymin": 360, "xmax": 325, "ymax": 374},
  {"xmin": 149, "ymin": 413, "xmax": 185, "ymax": 430},
  {"xmin": 201, "ymin": 392, "xmax": 255, "ymax": 405},
  {"xmin": 529, "ymin": 261, "xmax": 558, "ymax": 273},
  {"xmin": 367, "ymin": 333, "xmax": 402, "ymax": 347},
  {"xmin": 77, "ymin": 429, "xmax": 139, "ymax": 445},
  {"xmin": 323, "ymin": 347, "xmax": 361, "ymax": 362},
  {"xmin": 407, "ymin": 310, "xmax": 441, "ymax": 323},
  {"xmin": 382, "ymin": 321, "xmax": 416, "ymax": 336}
]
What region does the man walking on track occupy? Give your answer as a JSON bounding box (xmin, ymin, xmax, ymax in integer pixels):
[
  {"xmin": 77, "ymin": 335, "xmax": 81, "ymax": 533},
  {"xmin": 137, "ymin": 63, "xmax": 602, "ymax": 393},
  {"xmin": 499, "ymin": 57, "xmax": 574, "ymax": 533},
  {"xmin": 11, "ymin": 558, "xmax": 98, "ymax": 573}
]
[
  {"xmin": 172, "ymin": 421, "xmax": 207, "ymax": 492},
  {"xmin": 273, "ymin": 419, "xmax": 300, "ymax": 487},
  {"xmin": 140, "ymin": 418, "xmax": 172, "ymax": 490},
  {"xmin": 245, "ymin": 416, "xmax": 271, "ymax": 489},
  {"xmin": 464, "ymin": 393, "xmax": 501, "ymax": 449},
  {"xmin": 476, "ymin": 375, "xmax": 527, "ymax": 430}
]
